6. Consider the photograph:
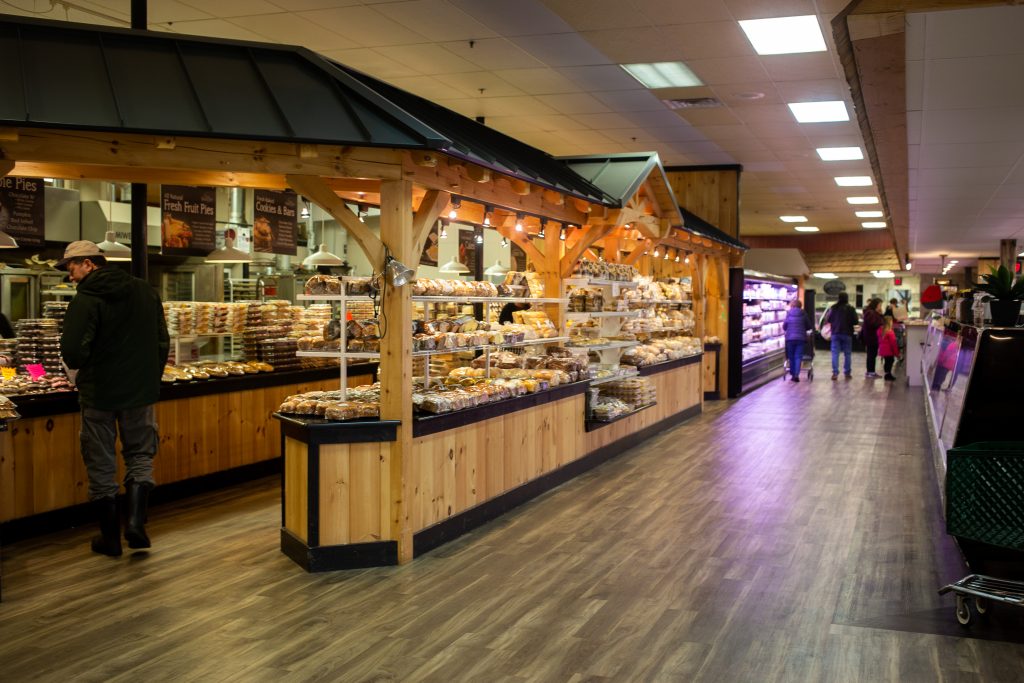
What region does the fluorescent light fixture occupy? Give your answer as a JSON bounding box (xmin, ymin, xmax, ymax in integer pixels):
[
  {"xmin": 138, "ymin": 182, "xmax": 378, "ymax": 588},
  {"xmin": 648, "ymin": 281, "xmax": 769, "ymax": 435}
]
[
  {"xmin": 739, "ymin": 15, "xmax": 826, "ymax": 55},
  {"xmin": 855, "ymin": 210, "xmax": 883, "ymax": 218},
  {"xmin": 794, "ymin": 226, "xmax": 819, "ymax": 232},
  {"xmin": 205, "ymin": 237, "xmax": 251, "ymax": 264},
  {"xmin": 621, "ymin": 61, "xmax": 703, "ymax": 89},
  {"xmin": 906, "ymin": 262, "xmax": 912, "ymax": 270},
  {"xmin": 813, "ymin": 272, "xmax": 838, "ymax": 279},
  {"xmin": 834, "ymin": 176, "xmax": 873, "ymax": 187},
  {"xmin": 780, "ymin": 215, "xmax": 807, "ymax": 222},
  {"xmin": 816, "ymin": 147, "xmax": 863, "ymax": 161},
  {"xmin": 787, "ymin": 101, "xmax": 849, "ymax": 123},
  {"xmin": 847, "ymin": 196, "xmax": 879, "ymax": 205},
  {"xmin": 872, "ymin": 270, "xmax": 895, "ymax": 278},
  {"xmin": 861, "ymin": 222, "xmax": 886, "ymax": 229},
  {"xmin": 97, "ymin": 231, "xmax": 132, "ymax": 261}
]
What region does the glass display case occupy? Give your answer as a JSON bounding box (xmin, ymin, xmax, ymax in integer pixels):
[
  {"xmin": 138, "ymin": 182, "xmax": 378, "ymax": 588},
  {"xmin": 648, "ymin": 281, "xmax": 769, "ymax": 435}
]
[{"xmin": 728, "ymin": 269, "xmax": 799, "ymax": 396}]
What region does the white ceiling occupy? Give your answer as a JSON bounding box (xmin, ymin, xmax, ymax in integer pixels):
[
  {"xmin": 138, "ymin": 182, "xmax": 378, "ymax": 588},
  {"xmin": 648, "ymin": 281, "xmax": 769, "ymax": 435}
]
[
  {"xmin": 907, "ymin": 4, "xmax": 1024, "ymax": 272},
  {"xmin": 11, "ymin": 0, "xmax": 1010, "ymax": 270}
]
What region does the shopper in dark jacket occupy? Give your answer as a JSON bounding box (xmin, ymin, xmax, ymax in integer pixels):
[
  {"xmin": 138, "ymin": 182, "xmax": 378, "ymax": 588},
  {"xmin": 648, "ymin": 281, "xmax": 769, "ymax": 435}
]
[
  {"xmin": 783, "ymin": 299, "xmax": 811, "ymax": 382},
  {"xmin": 822, "ymin": 291, "xmax": 858, "ymax": 380},
  {"xmin": 861, "ymin": 298, "xmax": 884, "ymax": 378},
  {"xmin": 59, "ymin": 241, "xmax": 169, "ymax": 557}
]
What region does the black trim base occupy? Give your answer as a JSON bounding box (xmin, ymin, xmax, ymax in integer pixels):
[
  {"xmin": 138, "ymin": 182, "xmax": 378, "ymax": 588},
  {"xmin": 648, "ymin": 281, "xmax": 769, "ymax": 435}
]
[
  {"xmin": 1, "ymin": 459, "xmax": 282, "ymax": 544},
  {"xmin": 280, "ymin": 528, "xmax": 397, "ymax": 572},
  {"xmin": 704, "ymin": 390, "xmax": 721, "ymax": 400},
  {"xmin": 414, "ymin": 402, "xmax": 702, "ymax": 558}
]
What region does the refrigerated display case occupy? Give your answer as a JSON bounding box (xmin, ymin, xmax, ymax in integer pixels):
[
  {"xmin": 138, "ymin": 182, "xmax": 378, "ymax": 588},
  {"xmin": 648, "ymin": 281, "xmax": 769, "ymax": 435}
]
[{"xmin": 728, "ymin": 269, "xmax": 799, "ymax": 397}]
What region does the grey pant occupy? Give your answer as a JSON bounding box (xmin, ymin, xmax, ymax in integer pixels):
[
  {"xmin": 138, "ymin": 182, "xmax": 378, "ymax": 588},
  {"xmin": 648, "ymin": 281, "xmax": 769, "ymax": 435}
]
[{"xmin": 80, "ymin": 404, "xmax": 158, "ymax": 500}]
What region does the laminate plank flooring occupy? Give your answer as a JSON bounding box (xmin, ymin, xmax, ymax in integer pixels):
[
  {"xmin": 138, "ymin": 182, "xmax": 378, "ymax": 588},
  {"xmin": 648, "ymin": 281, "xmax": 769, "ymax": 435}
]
[{"xmin": 3, "ymin": 356, "xmax": 1024, "ymax": 682}]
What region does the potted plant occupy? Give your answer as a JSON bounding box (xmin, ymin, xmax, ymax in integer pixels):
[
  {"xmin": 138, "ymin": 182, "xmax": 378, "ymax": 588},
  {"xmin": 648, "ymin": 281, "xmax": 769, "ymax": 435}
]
[{"xmin": 976, "ymin": 265, "xmax": 1024, "ymax": 327}]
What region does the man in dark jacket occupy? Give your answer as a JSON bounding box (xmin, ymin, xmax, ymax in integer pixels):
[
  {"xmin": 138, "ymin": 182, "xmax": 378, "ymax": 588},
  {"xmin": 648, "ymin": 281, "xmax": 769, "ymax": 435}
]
[
  {"xmin": 822, "ymin": 291, "xmax": 859, "ymax": 380},
  {"xmin": 59, "ymin": 241, "xmax": 169, "ymax": 557}
]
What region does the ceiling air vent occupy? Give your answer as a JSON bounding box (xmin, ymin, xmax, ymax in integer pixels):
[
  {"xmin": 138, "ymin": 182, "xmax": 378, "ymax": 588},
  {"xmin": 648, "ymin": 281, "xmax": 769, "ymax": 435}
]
[{"xmin": 662, "ymin": 97, "xmax": 722, "ymax": 109}]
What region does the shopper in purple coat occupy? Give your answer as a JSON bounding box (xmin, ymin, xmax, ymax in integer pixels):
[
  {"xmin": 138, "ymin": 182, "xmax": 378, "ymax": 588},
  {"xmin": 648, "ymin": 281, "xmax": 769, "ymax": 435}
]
[{"xmin": 783, "ymin": 299, "xmax": 812, "ymax": 382}]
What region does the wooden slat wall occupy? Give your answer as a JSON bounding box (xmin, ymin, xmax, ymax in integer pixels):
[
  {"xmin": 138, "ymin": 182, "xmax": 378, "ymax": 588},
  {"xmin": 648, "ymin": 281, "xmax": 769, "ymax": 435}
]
[
  {"xmin": 283, "ymin": 436, "xmax": 308, "ymax": 543},
  {"xmin": 0, "ymin": 373, "xmax": 371, "ymax": 523},
  {"xmin": 410, "ymin": 394, "xmax": 584, "ymax": 533},
  {"xmin": 584, "ymin": 364, "xmax": 701, "ymax": 455},
  {"xmin": 317, "ymin": 441, "xmax": 390, "ymax": 545},
  {"xmin": 702, "ymin": 349, "xmax": 718, "ymax": 394},
  {"xmin": 666, "ymin": 169, "xmax": 739, "ymax": 238}
]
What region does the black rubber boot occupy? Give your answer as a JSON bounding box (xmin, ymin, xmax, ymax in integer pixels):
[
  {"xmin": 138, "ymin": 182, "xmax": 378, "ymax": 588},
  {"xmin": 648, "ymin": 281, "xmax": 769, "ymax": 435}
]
[
  {"xmin": 90, "ymin": 496, "xmax": 122, "ymax": 557},
  {"xmin": 124, "ymin": 480, "xmax": 154, "ymax": 549}
]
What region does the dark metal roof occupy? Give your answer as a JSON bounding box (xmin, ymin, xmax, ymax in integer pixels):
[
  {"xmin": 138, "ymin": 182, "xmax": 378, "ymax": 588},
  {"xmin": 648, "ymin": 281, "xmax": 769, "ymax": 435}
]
[
  {"xmin": 0, "ymin": 16, "xmax": 449, "ymax": 149},
  {"xmin": 680, "ymin": 207, "xmax": 748, "ymax": 250},
  {"xmin": 558, "ymin": 152, "xmax": 663, "ymax": 206},
  {"xmin": 338, "ymin": 67, "xmax": 614, "ymax": 205}
]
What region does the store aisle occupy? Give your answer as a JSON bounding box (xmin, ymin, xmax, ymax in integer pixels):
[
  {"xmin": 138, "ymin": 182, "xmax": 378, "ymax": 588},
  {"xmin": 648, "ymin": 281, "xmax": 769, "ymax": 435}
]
[{"xmin": 2, "ymin": 356, "xmax": 1023, "ymax": 682}]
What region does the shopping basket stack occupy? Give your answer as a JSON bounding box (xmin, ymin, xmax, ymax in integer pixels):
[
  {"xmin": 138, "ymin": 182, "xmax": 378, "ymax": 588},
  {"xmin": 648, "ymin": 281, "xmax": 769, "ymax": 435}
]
[{"xmin": 938, "ymin": 442, "xmax": 1024, "ymax": 625}]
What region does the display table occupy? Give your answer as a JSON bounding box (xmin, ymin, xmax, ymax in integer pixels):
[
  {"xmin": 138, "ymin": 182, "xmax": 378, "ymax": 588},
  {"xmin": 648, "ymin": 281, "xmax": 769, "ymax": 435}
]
[
  {"xmin": 277, "ymin": 354, "xmax": 703, "ymax": 571},
  {"xmin": 0, "ymin": 364, "xmax": 378, "ymax": 533}
]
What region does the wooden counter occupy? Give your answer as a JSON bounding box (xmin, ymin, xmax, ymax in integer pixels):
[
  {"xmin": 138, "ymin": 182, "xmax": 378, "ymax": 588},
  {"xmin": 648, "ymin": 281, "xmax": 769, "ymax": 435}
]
[
  {"xmin": 279, "ymin": 354, "xmax": 703, "ymax": 571},
  {"xmin": 0, "ymin": 365, "xmax": 377, "ymax": 532}
]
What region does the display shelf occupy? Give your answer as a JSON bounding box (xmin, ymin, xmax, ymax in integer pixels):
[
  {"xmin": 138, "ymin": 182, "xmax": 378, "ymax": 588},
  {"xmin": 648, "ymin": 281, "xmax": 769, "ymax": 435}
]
[
  {"xmin": 297, "ymin": 293, "xmax": 373, "ymax": 301},
  {"xmin": 564, "ymin": 310, "xmax": 640, "ymax": 320},
  {"xmin": 565, "ymin": 340, "xmax": 639, "ymax": 352},
  {"xmin": 297, "ymin": 350, "xmax": 381, "ymax": 359},
  {"xmin": 627, "ymin": 299, "xmax": 690, "ymax": 307},
  {"xmin": 588, "ymin": 369, "xmax": 640, "ymax": 385},
  {"xmin": 412, "ymin": 295, "xmax": 568, "ymax": 305},
  {"xmin": 563, "ymin": 278, "xmax": 638, "ymax": 289},
  {"xmin": 297, "ymin": 337, "xmax": 571, "ymax": 360},
  {"xmin": 169, "ymin": 332, "xmax": 234, "ymax": 343},
  {"xmin": 42, "ymin": 289, "xmax": 76, "ymax": 297},
  {"xmin": 585, "ymin": 402, "xmax": 657, "ymax": 432}
]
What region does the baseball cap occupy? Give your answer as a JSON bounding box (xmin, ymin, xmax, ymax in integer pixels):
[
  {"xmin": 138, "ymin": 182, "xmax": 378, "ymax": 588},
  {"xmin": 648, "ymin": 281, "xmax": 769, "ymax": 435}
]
[
  {"xmin": 56, "ymin": 240, "xmax": 105, "ymax": 270},
  {"xmin": 921, "ymin": 284, "xmax": 944, "ymax": 309}
]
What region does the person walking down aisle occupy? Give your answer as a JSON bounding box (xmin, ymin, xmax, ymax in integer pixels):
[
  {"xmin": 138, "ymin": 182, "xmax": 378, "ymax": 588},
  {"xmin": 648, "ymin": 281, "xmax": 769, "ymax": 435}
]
[
  {"xmin": 783, "ymin": 299, "xmax": 812, "ymax": 382},
  {"xmin": 878, "ymin": 316, "xmax": 899, "ymax": 382},
  {"xmin": 862, "ymin": 298, "xmax": 884, "ymax": 378},
  {"xmin": 822, "ymin": 292, "xmax": 858, "ymax": 380},
  {"xmin": 59, "ymin": 241, "xmax": 170, "ymax": 557}
]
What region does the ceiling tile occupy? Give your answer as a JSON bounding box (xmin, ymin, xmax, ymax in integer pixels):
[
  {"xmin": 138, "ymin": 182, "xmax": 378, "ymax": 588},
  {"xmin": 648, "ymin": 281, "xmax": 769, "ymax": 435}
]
[
  {"xmin": 170, "ymin": 19, "xmax": 268, "ymax": 42},
  {"xmin": 731, "ymin": 103, "xmax": 796, "ymax": 125},
  {"xmin": 700, "ymin": 124, "xmax": 758, "ymax": 141},
  {"xmin": 581, "ymin": 27, "xmax": 680, "ymax": 63},
  {"xmin": 572, "ymin": 112, "xmax": 639, "ymax": 129},
  {"xmin": 923, "ymin": 55, "xmax": 1024, "ymax": 111},
  {"xmin": 492, "ymin": 68, "xmax": 578, "ymax": 94},
  {"xmin": 298, "ymin": 6, "xmax": 429, "ymax": 46},
  {"xmin": 723, "ymin": 0, "xmax": 817, "ymax": 21},
  {"xmin": 760, "ymin": 136, "xmax": 810, "ymax": 151},
  {"xmin": 545, "ymin": 0, "xmax": 652, "ymax": 30},
  {"xmin": 918, "ymin": 142, "xmax": 1024, "ymax": 170},
  {"xmin": 228, "ymin": 12, "xmax": 354, "ymax": 50},
  {"xmin": 921, "ymin": 107, "xmax": 1024, "ymax": 144},
  {"xmin": 144, "ymin": 0, "xmax": 212, "ymax": 23},
  {"xmin": 761, "ymin": 53, "xmax": 839, "ymax": 82},
  {"xmin": 687, "ymin": 56, "xmax": 769, "ymax": 85},
  {"xmin": 510, "ymin": 33, "xmax": 610, "ymax": 67},
  {"xmin": 441, "ymin": 38, "xmax": 545, "ymax": 70},
  {"xmin": 557, "ymin": 65, "xmax": 644, "ymax": 91},
  {"xmin": 433, "ymin": 71, "xmax": 526, "ymax": 98},
  {"xmin": 633, "ymin": 0, "xmax": 732, "ymax": 24},
  {"xmin": 905, "ymin": 60, "xmax": 924, "ymax": 113},
  {"xmin": 268, "ymin": 1, "xmax": 362, "ymax": 9},
  {"xmin": 383, "ymin": 75, "xmax": 469, "ymax": 101},
  {"xmin": 773, "ymin": 79, "xmax": 847, "ymax": 103},
  {"xmin": 593, "ymin": 89, "xmax": 668, "ymax": 112},
  {"xmin": 451, "ymin": 0, "xmax": 574, "ymax": 36},
  {"xmin": 921, "ymin": 5, "xmax": 1024, "ymax": 59},
  {"xmin": 535, "ymin": 92, "xmax": 612, "ymax": 114},
  {"xmin": 372, "ymin": 0, "xmax": 498, "ymax": 41},
  {"xmin": 322, "ymin": 48, "xmax": 420, "ymax": 77},
  {"xmin": 179, "ymin": 0, "xmax": 279, "ymax": 17},
  {"xmin": 917, "ymin": 167, "xmax": 1008, "ymax": 187},
  {"xmin": 711, "ymin": 82, "xmax": 782, "ymax": 107},
  {"xmin": 382, "ymin": 44, "xmax": 481, "ymax": 74},
  {"xmin": 675, "ymin": 107, "xmax": 741, "ymax": 126},
  {"xmin": 658, "ymin": 21, "xmax": 755, "ymax": 60}
]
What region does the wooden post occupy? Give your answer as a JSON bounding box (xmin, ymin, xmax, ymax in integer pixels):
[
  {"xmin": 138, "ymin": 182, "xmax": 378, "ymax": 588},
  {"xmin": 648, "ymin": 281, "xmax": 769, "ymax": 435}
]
[{"xmin": 378, "ymin": 179, "xmax": 414, "ymax": 562}]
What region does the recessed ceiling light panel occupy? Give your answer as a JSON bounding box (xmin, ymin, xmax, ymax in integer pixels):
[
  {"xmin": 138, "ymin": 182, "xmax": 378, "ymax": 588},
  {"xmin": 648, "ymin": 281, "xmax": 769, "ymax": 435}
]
[
  {"xmin": 788, "ymin": 101, "xmax": 849, "ymax": 123},
  {"xmin": 816, "ymin": 147, "xmax": 863, "ymax": 161},
  {"xmin": 794, "ymin": 226, "xmax": 820, "ymax": 232},
  {"xmin": 861, "ymin": 222, "xmax": 887, "ymax": 229},
  {"xmin": 855, "ymin": 210, "xmax": 883, "ymax": 218},
  {"xmin": 779, "ymin": 215, "xmax": 807, "ymax": 222},
  {"xmin": 738, "ymin": 15, "xmax": 826, "ymax": 55},
  {"xmin": 835, "ymin": 176, "xmax": 873, "ymax": 187},
  {"xmin": 847, "ymin": 196, "xmax": 879, "ymax": 205},
  {"xmin": 813, "ymin": 272, "xmax": 838, "ymax": 279},
  {"xmin": 621, "ymin": 61, "xmax": 703, "ymax": 89}
]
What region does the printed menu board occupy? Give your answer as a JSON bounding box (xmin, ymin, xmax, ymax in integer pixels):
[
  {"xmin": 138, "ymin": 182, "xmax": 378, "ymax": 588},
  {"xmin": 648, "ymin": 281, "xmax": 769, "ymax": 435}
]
[
  {"xmin": 160, "ymin": 185, "xmax": 216, "ymax": 256},
  {"xmin": 0, "ymin": 176, "xmax": 45, "ymax": 247},
  {"xmin": 420, "ymin": 222, "xmax": 439, "ymax": 267},
  {"xmin": 458, "ymin": 228, "xmax": 478, "ymax": 274},
  {"xmin": 253, "ymin": 189, "xmax": 297, "ymax": 256}
]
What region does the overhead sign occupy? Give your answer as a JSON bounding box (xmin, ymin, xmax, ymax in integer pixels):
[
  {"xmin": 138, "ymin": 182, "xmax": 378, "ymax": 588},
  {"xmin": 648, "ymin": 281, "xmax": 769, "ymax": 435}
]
[
  {"xmin": 0, "ymin": 176, "xmax": 45, "ymax": 247},
  {"xmin": 253, "ymin": 189, "xmax": 297, "ymax": 256},
  {"xmin": 160, "ymin": 185, "xmax": 216, "ymax": 256}
]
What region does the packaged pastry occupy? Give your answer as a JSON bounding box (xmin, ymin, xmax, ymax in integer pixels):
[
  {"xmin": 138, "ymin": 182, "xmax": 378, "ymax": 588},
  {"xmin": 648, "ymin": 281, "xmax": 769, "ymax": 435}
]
[{"xmin": 304, "ymin": 274, "xmax": 342, "ymax": 295}]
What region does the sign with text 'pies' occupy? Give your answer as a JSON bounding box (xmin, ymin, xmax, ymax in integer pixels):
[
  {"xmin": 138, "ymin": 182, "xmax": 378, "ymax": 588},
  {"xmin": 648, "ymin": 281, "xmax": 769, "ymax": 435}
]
[
  {"xmin": 160, "ymin": 185, "xmax": 216, "ymax": 256},
  {"xmin": 253, "ymin": 189, "xmax": 297, "ymax": 256},
  {"xmin": 0, "ymin": 176, "xmax": 45, "ymax": 247}
]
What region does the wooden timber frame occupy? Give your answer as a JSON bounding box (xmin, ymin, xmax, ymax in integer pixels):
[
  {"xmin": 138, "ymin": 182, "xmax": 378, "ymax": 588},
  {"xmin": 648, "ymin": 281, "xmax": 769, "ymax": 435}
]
[{"xmin": 0, "ymin": 120, "xmax": 730, "ymax": 569}]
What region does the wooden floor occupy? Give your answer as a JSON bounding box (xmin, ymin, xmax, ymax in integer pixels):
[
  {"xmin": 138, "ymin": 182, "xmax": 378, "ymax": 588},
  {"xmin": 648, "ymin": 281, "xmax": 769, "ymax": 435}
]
[{"xmin": 3, "ymin": 356, "xmax": 1024, "ymax": 682}]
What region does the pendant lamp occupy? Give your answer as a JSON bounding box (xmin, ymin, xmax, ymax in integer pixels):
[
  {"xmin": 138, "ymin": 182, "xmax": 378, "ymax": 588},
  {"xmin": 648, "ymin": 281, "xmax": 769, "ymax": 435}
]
[
  {"xmin": 302, "ymin": 243, "xmax": 344, "ymax": 268},
  {"xmin": 483, "ymin": 259, "xmax": 509, "ymax": 277},
  {"xmin": 205, "ymin": 237, "xmax": 252, "ymax": 264},
  {"xmin": 439, "ymin": 258, "xmax": 470, "ymax": 274},
  {"xmin": 97, "ymin": 231, "xmax": 132, "ymax": 261}
]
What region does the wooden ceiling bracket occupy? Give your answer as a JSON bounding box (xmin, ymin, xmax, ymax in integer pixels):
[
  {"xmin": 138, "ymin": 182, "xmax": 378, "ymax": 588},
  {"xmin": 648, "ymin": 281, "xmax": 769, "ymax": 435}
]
[
  {"xmin": 411, "ymin": 189, "xmax": 451, "ymax": 263},
  {"xmin": 560, "ymin": 223, "xmax": 615, "ymax": 278}
]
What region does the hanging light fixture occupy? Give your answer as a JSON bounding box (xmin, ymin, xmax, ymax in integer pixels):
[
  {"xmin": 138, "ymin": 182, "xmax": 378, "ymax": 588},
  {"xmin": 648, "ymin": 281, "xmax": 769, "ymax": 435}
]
[
  {"xmin": 384, "ymin": 254, "xmax": 415, "ymax": 287},
  {"xmin": 439, "ymin": 257, "xmax": 470, "ymax": 274},
  {"xmin": 674, "ymin": 252, "xmax": 680, "ymax": 263},
  {"xmin": 475, "ymin": 229, "xmax": 483, "ymax": 244},
  {"xmin": 300, "ymin": 205, "xmax": 342, "ymax": 268},
  {"xmin": 448, "ymin": 197, "xmax": 461, "ymax": 220},
  {"xmin": 653, "ymin": 246, "xmax": 660, "ymax": 258},
  {"xmin": 483, "ymin": 205, "xmax": 492, "ymax": 227},
  {"xmin": 559, "ymin": 225, "xmax": 567, "ymax": 241},
  {"xmin": 684, "ymin": 251, "xmax": 691, "ymax": 264},
  {"xmin": 500, "ymin": 237, "xmax": 509, "ymax": 247},
  {"xmin": 439, "ymin": 219, "xmax": 449, "ymax": 239},
  {"xmin": 97, "ymin": 230, "xmax": 132, "ymax": 261},
  {"xmin": 538, "ymin": 219, "xmax": 547, "ymax": 239},
  {"xmin": 299, "ymin": 200, "xmax": 311, "ymax": 220},
  {"xmin": 484, "ymin": 259, "xmax": 509, "ymax": 277},
  {"xmin": 515, "ymin": 212, "xmax": 524, "ymax": 232},
  {"xmin": 206, "ymin": 236, "xmax": 252, "ymax": 264},
  {"xmin": 663, "ymin": 248, "xmax": 670, "ymax": 260}
]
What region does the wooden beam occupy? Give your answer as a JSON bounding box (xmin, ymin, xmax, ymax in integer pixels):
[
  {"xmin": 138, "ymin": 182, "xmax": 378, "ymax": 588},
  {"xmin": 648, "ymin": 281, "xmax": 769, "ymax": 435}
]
[
  {"xmin": 378, "ymin": 179, "xmax": 414, "ymax": 563},
  {"xmin": 496, "ymin": 219, "xmax": 545, "ymax": 266},
  {"xmin": 410, "ymin": 151, "xmax": 439, "ymax": 168},
  {"xmin": 0, "ymin": 128, "xmax": 404, "ymax": 179},
  {"xmin": 642, "ymin": 180, "xmax": 663, "ymax": 217},
  {"xmin": 286, "ymin": 174, "xmax": 386, "ymax": 269},
  {"xmin": 466, "ymin": 165, "xmax": 491, "ymax": 183},
  {"xmin": 624, "ymin": 239, "xmax": 652, "ymax": 266},
  {"xmin": 560, "ymin": 223, "xmax": 616, "ymax": 278},
  {"xmin": 634, "ymin": 214, "xmax": 661, "ymax": 240},
  {"xmin": 411, "ymin": 190, "xmax": 450, "ymax": 265},
  {"xmin": 542, "ymin": 189, "xmax": 564, "ymax": 206},
  {"xmin": 0, "ymin": 159, "xmax": 13, "ymax": 178},
  {"xmin": 10, "ymin": 161, "xmax": 287, "ymax": 189},
  {"xmin": 510, "ymin": 179, "xmax": 531, "ymax": 195}
]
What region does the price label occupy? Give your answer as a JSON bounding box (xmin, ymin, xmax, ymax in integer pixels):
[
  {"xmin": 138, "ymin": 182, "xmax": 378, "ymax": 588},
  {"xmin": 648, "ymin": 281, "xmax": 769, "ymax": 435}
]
[
  {"xmin": 25, "ymin": 364, "xmax": 47, "ymax": 381},
  {"xmin": 1, "ymin": 367, "xmax": 16, "ymax": 382}
]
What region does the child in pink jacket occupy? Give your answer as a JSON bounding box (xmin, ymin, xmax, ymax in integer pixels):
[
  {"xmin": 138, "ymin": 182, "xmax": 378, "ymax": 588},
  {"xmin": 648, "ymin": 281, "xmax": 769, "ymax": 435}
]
[{"xmin": 877, "ymin": 316, "xmax": 899, "ymax": 381}]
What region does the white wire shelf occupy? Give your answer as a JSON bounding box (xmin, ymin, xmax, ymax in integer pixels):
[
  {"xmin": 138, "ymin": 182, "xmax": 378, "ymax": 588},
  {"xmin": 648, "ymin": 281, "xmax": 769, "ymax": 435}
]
[
  {"xmin": 565, "ymin": 340, "xmax": 639, "ymax": 352},
  {"xmin": 412, "ymin": 296, "xmax": 568, "ymax": 304},
  {"xmin": 563, "ymin": 278, "xmax": 639, "ymax": 289},
  {"xmin": 564, "ymin": 310, "xmax": 641, "ymax": 320},
  {"xmin": 588, "ymin": 369, "xmax": 640, "ymax": 385},
  {"xmin": 42, "ymin": 289, "xmax": 76, "ymax": 296},
  {"xmin": 295, "ymin": 336, "xmax": 571, "ymax": 359}
]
